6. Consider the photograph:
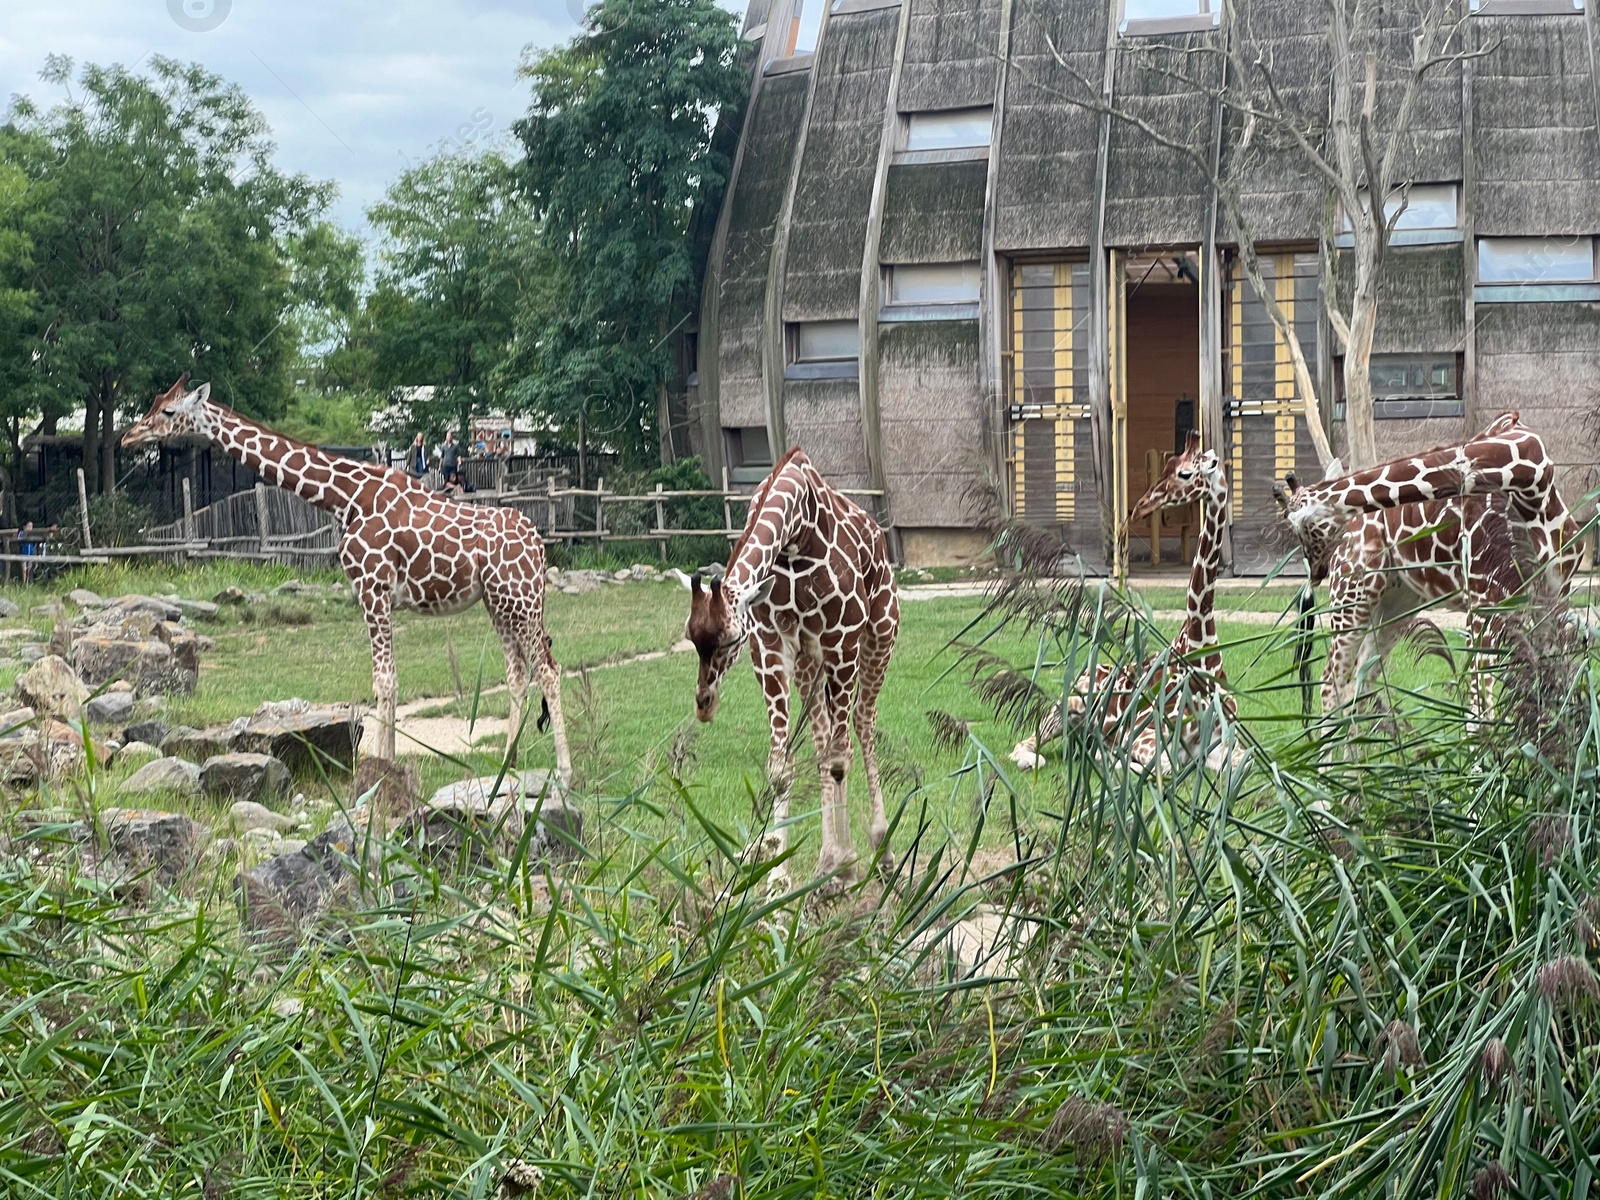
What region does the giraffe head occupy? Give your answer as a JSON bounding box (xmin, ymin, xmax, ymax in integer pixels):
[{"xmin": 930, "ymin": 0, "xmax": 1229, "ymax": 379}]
[
  {"xmin": 122, "ymin": 375, "xmax": 218, "ymax": 449},
  {"xmin": 1131, "ymin": 431, "xmax": 1227, "ymax": 521},
  {"xmin": 1274, "ymin": 455, "xmax": 1350, "ymax": 577},
  {"xmin": 677, "ymin": 569, "xmax": 774, "ymax": 722}
]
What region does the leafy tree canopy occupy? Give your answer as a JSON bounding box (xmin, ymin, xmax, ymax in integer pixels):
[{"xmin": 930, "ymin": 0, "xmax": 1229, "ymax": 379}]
[{"xmin": 502, "ymin": 0, "xmax": 747, "ymax": 465}]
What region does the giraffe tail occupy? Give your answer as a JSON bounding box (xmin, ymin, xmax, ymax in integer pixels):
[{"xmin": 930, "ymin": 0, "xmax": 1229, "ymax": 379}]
[{"xmin": 537, "ymin": 695, "xmax": 551, "ymax": 733}]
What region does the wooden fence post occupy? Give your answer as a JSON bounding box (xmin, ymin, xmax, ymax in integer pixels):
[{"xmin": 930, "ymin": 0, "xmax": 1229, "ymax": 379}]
[
  {"xmin": 654, "ymin": 482, "xmax": 667, "ymax": 561},
  {"xmin": 255, "ymin": 483, "xmax": 270, "ymax": 558},
  {"xmin": 76, "ymin": 468, "xmax": 93, "ymax": 551},
  {"xmin": 181, "ymin": 476, "xmax": 194, "ymax": 564},
  {"xmin": 721, "ymin": 466, "xmax": 733, "ymax": 543},
  {"xmin": 546, "ymin": 475, "xmax": 557, "ymax": 540},
  {"xmin": 595, "ymin": 477, "xmax": 605, "ymax": 547}
]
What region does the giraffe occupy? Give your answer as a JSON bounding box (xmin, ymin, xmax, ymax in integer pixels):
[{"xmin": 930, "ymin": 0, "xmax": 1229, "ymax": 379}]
[
  {"xmin": 1278, "ymin": 411, "xmax": 1579, "ymax": 719},
  {"xmin": 121, "ymin": 376, "xmax": 572, "ymax": 780},
  {"xmin": 1011, "ymin": 431, "xmax": 1240, "ymax": 773},
  {"xmin": 678, "ymin": 447, "xmax": 899, "ymax": 891}
]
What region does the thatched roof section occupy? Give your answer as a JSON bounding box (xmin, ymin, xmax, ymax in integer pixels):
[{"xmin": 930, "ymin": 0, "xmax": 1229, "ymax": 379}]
[
  {"xmin": 898, "ymin": 0, "xmax": 1000, "ymax": 111},
  {"xmin": 878, "ymin": 320, "xmax": 984, "ymax": 527},
  {"xmin": 1473, "ymin": 16, "xmax": 1600, "ymax": 235},
  {"xmin": 715, "ymin": 71, "xmax": 809, "ymax": 428},
  {"xmin": 880, "ymin": 161, "xmax": 986, "ymax": 263},
  {"xmin": 783, "ymin": 7, "xmax": 899, "ymax": 322},
  {"xmin": 993, "ymin": 0, "xmax": 1105, "ymax": 251},
  {"xmin": 782, "ymin": 380, "xmax": 871, "ymax": 492},
  {"xmin": 1371, "ymin": 246, "xmax": 1465, "ymax": 354},
  {"xmin": 1104, "ymin": 33, "xmax": 1214, "ymax": 247}
]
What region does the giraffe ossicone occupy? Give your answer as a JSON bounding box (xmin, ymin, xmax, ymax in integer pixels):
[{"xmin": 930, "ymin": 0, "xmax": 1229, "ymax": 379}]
[
  {"xmin": 682, "ymin": 447, "xmax": 899, "ymax": 894},
  {"xmin": 1011, "ymin": 430, "xmax": 1244, "ymax": 775},
  {"xmin": 121, "ymin": 376, "xmax": 572, "ymax": 781}
]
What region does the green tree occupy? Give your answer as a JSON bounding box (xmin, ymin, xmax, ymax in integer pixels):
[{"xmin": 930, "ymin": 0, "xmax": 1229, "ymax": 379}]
[
  {"xmin": 362, "ymin": 150, "xmax": 537, "ymax": 445},
  {"xmin": 505, "ymin": 0, "xmax": 747, "ymax": 466},
  {"xmin": 6, "ymin": 55, "xmax": 332, "ymax": 492},
  {"xmin": 0, "ymin": 146, "xmax": 46, "ymax": 519}
]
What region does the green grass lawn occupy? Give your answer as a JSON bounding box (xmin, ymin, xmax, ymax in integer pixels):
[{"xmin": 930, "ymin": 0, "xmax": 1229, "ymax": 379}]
[{"xmin": 0, "ymin": 558, "xmax": 1479, "ymax": 877}]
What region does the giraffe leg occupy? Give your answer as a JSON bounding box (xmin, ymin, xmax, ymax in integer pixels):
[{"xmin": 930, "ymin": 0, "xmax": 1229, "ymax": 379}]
[
  {"xmin": 852, "ymin": 638, "xmax": 893, "ymax": 876},
  {"xmin": 534, "ymin": 633, "xmax": 573, "ymax": 786},
  {"xmin": 750, "ymin": 631, "xmax": 796, "ymax": 892},
  {"xmin": 814, "ymin": 661, "xmax": 861, "ymax": 893},
  {"xmin": 486, "ymin": 600, "xmax": 531, "ymax": 770},
  {"xmin": 357, "ymin": 580, "xmax": 398, "ymax": 762}
]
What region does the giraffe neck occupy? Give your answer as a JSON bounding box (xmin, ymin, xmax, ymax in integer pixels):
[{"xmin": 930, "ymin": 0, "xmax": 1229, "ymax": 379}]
[
  {"xmin": 1173, "ymin": 484, "xmax": 1227, "ymax": 666},
  {"xmin": 202, "ymin": 404, "xmax": 368, "ymax": 518},
  {"xmin": 726, "ymin": 459, "xmax": 817, "ymax": 600},
  {"xmin": 1303, "ymin": 443, "xmax": 1485, "ymax": 523}
]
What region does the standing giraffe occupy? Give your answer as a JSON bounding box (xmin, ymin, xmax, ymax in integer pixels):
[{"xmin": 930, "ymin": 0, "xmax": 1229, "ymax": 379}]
[
  {"xmin": 679, "ymin": 447, "xmax": 899, "ymax": 890},
  {"xmin": 1279, "ymin": 411, "xmax": 1578, "ymax": 718},
  {"xmin": 122, "ymin": 376, "xmax": 572, "ymax": 778},
  {"xmin": 1011, "ymin": 432, "xmax": 1239, "ymax": 772}
]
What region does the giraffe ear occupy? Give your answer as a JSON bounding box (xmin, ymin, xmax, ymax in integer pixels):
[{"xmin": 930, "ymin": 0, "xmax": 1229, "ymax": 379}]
[
  {"xmin": 738, "ymin": 576, "xmax": 775, "ymax": 614},
  {"xmin": 671, "ymin": 569, "xmax": 697, "ymax": 592},
  {"xmin": 183, "ymin": 382, "xmax": 210, "ymax": 408},
  {"xmin": 1321, "ymin": 456, "xmax": 1344, "ymax": 481}
]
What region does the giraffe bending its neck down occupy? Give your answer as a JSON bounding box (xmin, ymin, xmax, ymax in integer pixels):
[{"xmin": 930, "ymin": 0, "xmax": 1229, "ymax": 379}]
[
  {"xmin": 1280, "ymin": 412, "xmax": 1578, "ymax": 720},
  {"xmin": 1012, "ymin": 432, "xmax": 1239, "ymax": 772},
  {"xmin": 122, "ymin": 376, "xmax": 571, "ymax": 779},
  {"xmin": 680, "ymin": 447, "xmax": 899, "ymax": 891}
]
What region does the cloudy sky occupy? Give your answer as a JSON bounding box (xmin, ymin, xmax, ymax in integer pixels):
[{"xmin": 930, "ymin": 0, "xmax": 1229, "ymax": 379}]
[{"xmin": 1, "ymin": 0, "xmax": 744, "ymax": 239}]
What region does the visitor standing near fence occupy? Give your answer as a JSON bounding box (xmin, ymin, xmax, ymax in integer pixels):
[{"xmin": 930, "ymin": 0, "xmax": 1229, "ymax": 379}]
[
  {"xmin": 18, "ymin": 521, "xmax": 41, "ymax": 584},
  {"xmin": 440, "ymin": 430, "xmax": 459, "ymax": 479},
  {"xmin": 409, "ymin": 432, "xmax": 427, "ymax": 477}
]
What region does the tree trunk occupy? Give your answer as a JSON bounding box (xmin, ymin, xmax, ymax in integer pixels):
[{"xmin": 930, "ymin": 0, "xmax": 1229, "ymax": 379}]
[
  {"xmin": 101, "ymin": 392, "xmax": 116, "ymax": 494},
  {"xmin": 1342, "ymin": 235, "xmax": 1381, "ymax": 470},
  {"xmin": 578, "ymin": 408, "xmax": 588, "ymax": 491},
  {"xmin": 82, "ymin": 385, "xmax": 101, "ymax": 495}
]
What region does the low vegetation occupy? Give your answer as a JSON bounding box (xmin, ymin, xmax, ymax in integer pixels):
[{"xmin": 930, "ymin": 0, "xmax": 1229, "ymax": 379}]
[{"xmin": 0, "ymin": 561, "xmax": 1594, "ymax": 1196}]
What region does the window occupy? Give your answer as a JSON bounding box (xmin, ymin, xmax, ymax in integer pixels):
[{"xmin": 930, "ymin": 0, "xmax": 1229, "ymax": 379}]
[
  {"xmin": 1334, "ymin": 354, "xmax": 1463, "ymax": 419},
  {"xmin": 785, "ymin": 0, "xmax": 824, "ymax": 55},
  {"xmin": 1346, "ymin": 183, "xmax": 1459, "ymax": 232},
  {"xmin": 725, "ymin": 426, "xmax": 774, "ymax": 481},
  {"xmin": 904, "ymin": 108, "xmax": 993, "ymax": 152},
  {"xmin": 1471, "ymin": 1, "xmax": 1584, "ymax": 14},
  {"xmin": 1478, "ymin": 236, "xmax": 1596, "ymax": 283},
  {"xmin": 792, "ymin": 320, "xmax": 858, "ymax": 361},
  {"xmin": 1121, "ymin": 0, "xmax": 1219, "ymax": 34},
  {"xmin": 885, "ymin": 262, "xmax": 981, "ymax": 306},
  {"xmin": 787, "ymin": 320, "xmax": 859, "ymax": 379}
]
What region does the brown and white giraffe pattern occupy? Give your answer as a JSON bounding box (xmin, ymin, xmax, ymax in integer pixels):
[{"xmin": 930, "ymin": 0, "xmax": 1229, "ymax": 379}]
[
  {"xmin": 1012, "ymin": 432, "xmax": 1240, "ymax": 773},
  {"xmin": 122, "ymin": 376, "xmax": 572, "ymax": 779},
  {"xmin": 1282, "ymin": 411, "xmax": 1578, "ymax": 720},
  {"xmin": 681, "ymin": 447, "xmax": 899, "ymax": 891}
]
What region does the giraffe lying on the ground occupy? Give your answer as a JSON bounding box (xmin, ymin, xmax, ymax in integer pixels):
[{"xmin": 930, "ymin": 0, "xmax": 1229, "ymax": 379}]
[
  {"xmin": 1011, "ymin": 432, "xmax": 1240, "ymax": 773},
  {"xmin": 122, "ymin": 376, "xmax": 572, "ymax": 779},
  {"xmin": 1278, "ymin": 411, "xmax": 1579, "ymax": 719},
  {"xmin": 678, "ymin": 447, "xmax": 899, "ymax": 892}
]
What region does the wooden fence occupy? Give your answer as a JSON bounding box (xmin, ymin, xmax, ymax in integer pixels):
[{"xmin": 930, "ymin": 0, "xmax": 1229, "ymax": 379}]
[{"xmin": 132, "ymin": 469, "xmax": 886, "ymax": 567}]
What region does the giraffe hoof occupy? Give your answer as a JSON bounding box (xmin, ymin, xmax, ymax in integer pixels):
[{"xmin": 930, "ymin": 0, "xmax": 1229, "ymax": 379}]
[{"xmin": 813, "ymin": 857, "xmax": 860, "ymax": 898}]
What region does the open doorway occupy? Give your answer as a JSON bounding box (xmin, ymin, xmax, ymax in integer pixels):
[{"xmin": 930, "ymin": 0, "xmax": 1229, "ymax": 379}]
[{"xmin": 1123, "ymin": 255, "xmax": 1200, "ymax": 570}]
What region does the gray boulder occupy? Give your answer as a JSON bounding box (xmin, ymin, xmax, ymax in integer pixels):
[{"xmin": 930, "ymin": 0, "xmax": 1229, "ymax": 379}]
[
  {"xmin": 235, "ymin": 821, "xmax": 364, "ymax": 943},
  {"xmin": 121, "ymin": 756, "xmax": 202, "ymax": 798},
  {"xmin": 160, "ymin": 725, "xmax": 233, "ymax": 763},
  {"xmin": 97, "ymin": 809, "xmax": 206, "ymax": 884},
  {"xmin": 66, "ymin": 588, "xmax": 104, "ymax": 609},
  {"xmin": 15, "ymin": 654, "xmax": 88, "ymax": 717},
  {"xmin": 414, "ymin": 771, "xmax": 581, "ymax": 865},
  {"xmin": 86, "ymin": 690, "xmax": 137, "ymax": 725},
  {"xmin": 230, "ymin": 800, "xmax": 295, "ymax": 834},
  {"xmin": 0, "ymin": 597, "xmax": 19, "ymax": 619},
  {"xmin": 171, "ymin": 597, "xmax": 220, "ymax": 618},
  {"xmin": 115, "ymin": 741, "xmax": 162, "ymax": 766},
  {"xmin": 213, "ymin": 586, "xmax": 247, "ymax": 606},
  {"xmin": 124, "ymin": 719, "xmax": 171, "ymax": 747},
  {"xmin": 17, "ymin": 644, "xmax": 44, "ymax": 664},
  {"xmin": 232, "ymin": 708, "xmax": 361, "ymax": 775},
  {"xmin": 202, "ymin": 752, "xmax": 292, "ymax": 804}
]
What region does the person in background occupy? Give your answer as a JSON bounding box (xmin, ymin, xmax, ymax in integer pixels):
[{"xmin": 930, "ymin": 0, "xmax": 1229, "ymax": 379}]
[
  {"xmin": 409, "ymin": 432, "xmax": 428, "ymax": 477},
  {"xmin": 442, "ymin": 470, "xmax": 475, "ymax": 497},
  {"xmin": 18, "ymin": 520, "xmax": 40, "ymax": 584},
  {"xmin": 440, "ymin": 430, "xmax": 460, "ymax": 479}
]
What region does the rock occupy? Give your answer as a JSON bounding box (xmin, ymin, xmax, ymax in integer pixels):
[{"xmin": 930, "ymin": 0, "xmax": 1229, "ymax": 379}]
[
  {"xmin": 115, "ymin": 741, "xmax": 162, "ymax": 766},
  {"xmin": 231, "ymin": 707, "xmax": 361, "ymax": 776},
  {"xmin": 352, "ymin": 757, "xmax": 421, "ymax": 825},
  {"xmin": 17, "ymin": 644, "xmax": 44, "ymax": 664},
  {"xmin": 124, "ymin": 719, "xmax": 171, "ymax": 747},
  {"xmin": 86, "ymin": 691, "xmax": 137, "ymax": 725},
  {"xmin": 71, "ymin": 636, "xmax": 189, "ymax": 695},
  {"xmin": 161, "ymin": 726, "xmax": 234, "ymax": 763},
  {"xmin": 101, "ymin": 594, "xmax": 183, "ymax": 623},
  {"xmin": 235, "ymin": 821, "xmax": 364, "ymax": 942},
  {"xmin": 0, "ymin": 597, "xmax": 19, "ymax": 618},
  {"xmin": 277, "ymin": 838, "xmax": 307, "ymax": 856},
  {"xmin": 121, "ymin": 756, "xmax": 202, "ymax": 797},
  {"xmin": 0, "ymin": 628, "xmax": 36, "ymax": 642},
  {"xmin": 97, "ymin": 809, "xmax": 206, "ymax": 884},
  {"xmin": 107, "ymin": 679, "xmax": 134, "ymax": 694},
  {"xmin": 228, "ymin": 801, "xmax": 291, "ymax": 837},
  {"xmin": 202, "ymin": 753, "xmax": 292, "ymax": 804},
  {"xmin": 213, "ymin": 586, "xmax": 247, "ymax": 606},
  {"xmin": 272, "ymin": 997, "xmax": 304, "ymax": 1019},
  {"xmin": 413, "ymin": 772, "xmax": 581, "ymax": 865},
  {"xmin": 171, "ymin": 598, "xmax": 220, "ymax": 618},
  {"xmin": 66, "ymin": 588, "xmax": 103, "ymax": 609},
  {"xmin": 0, "ymin": 706, "xmax": 36, "ymax": 730},
  {"xmin": 272, "ymin": 580, "xmax": 311, "ymax": 594},
  {"xmin": 15, "ymin": 655, "xmax": 88, "ymax": 717},
  {"xmin": 31, "ymin": 602, "xmax": 62, "ymax": 619}
]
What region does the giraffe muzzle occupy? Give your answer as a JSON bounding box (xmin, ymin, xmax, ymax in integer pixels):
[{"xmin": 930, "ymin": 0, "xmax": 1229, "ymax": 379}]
[{"xmin": 695, "ymin": 688, "xmax": 720, "ymax": 722}]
